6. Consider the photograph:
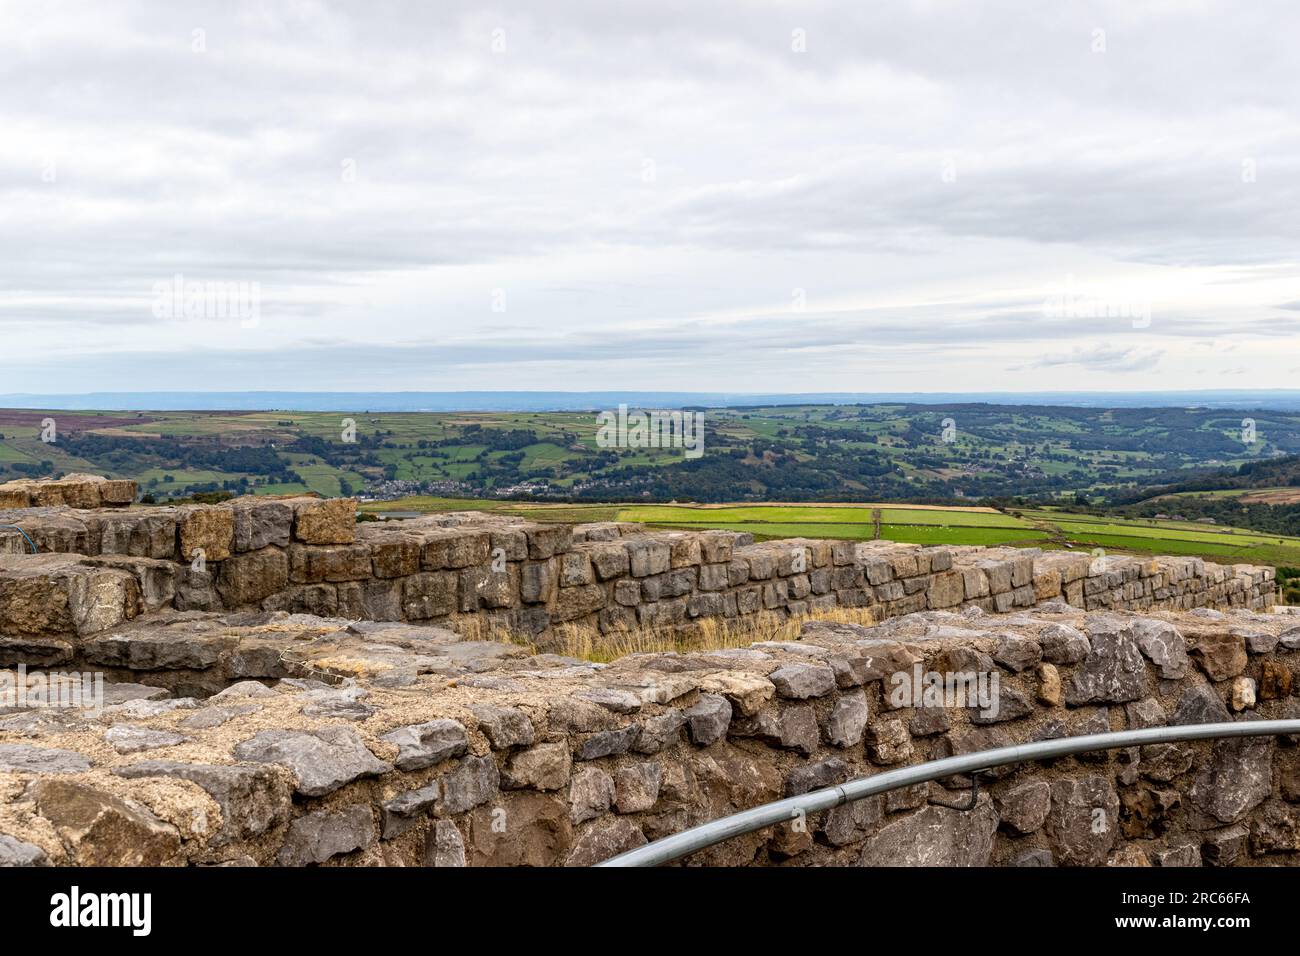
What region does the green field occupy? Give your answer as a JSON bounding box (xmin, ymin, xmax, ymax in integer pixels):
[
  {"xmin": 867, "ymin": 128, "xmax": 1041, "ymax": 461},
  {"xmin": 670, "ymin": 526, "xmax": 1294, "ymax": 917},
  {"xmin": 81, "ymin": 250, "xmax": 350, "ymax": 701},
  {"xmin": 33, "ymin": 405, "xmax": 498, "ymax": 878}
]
[
  {"xmin": 1020, "ymin": 509, "xmax": 1300, "ymax": 567},
  {"xmin": 611, "ymin": 504, "xmax": 1046, "ymax": 546}
]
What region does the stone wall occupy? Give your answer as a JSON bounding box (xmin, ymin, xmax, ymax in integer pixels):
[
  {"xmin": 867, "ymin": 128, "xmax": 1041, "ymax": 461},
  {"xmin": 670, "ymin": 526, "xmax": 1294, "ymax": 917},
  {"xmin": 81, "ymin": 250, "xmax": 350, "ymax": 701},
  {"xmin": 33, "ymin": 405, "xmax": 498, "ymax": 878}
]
[
  {"xmin": 2, "ymin": 602, "xmax": 1299, "ymax": 867},
  {"xmin": 0, "ymin": 488, "xmax": 1280, "ymax": 649},
  {"xmin": 0, "ymin": 474, "xmax": 136, "ymax": 510},
  {"xmin": 0, "ymin": 478, "xmax": 1296, "ymax": 867}
]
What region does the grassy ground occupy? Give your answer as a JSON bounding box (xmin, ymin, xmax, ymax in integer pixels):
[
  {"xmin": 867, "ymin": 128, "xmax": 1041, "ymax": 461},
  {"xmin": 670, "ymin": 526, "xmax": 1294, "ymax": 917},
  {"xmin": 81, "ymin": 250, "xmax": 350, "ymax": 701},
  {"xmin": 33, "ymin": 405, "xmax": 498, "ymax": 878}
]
[
  {"xmin": 456, "ymin": 606, "xmax": 888, "ymax": 663},
  {"xmin": 1019, "ymin": 509, "xmax": 1300, "ymax": 567}
]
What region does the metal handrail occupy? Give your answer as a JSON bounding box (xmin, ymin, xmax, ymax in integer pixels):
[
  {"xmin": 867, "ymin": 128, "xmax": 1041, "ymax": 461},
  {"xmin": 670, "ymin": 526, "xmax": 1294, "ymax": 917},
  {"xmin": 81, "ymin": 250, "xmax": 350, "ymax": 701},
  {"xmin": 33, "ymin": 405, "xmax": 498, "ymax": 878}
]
[
  {"xmin": 0, "ymin": 525, "xmax": 37, "ymax": 553},
  {"xmin": 598, "ymin": 719, "xmax": 1300, "ymax": 867}
]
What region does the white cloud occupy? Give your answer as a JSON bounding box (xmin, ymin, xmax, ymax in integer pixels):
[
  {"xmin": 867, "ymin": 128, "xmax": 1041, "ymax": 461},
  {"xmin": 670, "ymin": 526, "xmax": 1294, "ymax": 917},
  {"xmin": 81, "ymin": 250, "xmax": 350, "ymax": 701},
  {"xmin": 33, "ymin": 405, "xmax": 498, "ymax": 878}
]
[{"xmin": 2, "ymin": 0, "xmax": 1299, "ymax": 392}]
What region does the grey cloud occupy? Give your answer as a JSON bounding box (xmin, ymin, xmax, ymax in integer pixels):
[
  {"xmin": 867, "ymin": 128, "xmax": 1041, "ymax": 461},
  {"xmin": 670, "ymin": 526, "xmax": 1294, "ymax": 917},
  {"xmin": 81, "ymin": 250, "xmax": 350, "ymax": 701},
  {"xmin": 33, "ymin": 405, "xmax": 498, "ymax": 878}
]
[
  {"xmin": 1023, "ymin": 345, "xmax": 1164, "ymax": 373},
  {"xmin": 1, "ymin": 0, "xmax": 1298, "ymax": 390}
]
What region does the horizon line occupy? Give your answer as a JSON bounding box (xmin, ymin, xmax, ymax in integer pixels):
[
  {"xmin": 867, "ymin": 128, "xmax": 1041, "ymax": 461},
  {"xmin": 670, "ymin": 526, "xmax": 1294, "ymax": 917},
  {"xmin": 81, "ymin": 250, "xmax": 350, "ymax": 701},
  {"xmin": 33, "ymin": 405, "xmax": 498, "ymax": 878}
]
[{"xmin": 5, "ymin": 388, "xmax": 1300, "ymax": 397}]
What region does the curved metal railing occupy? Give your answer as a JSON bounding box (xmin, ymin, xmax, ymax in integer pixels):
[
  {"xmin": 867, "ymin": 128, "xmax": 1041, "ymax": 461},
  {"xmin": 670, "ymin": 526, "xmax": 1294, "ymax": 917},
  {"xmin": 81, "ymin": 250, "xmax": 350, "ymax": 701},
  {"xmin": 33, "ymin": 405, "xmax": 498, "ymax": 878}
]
[
  {"xmin": 597, "ymin": 719, "xmax": 1300, "ymax": 867},
  {"xmin": 0, "ymin": 525, "xmax": 37, "ymax": 553}
]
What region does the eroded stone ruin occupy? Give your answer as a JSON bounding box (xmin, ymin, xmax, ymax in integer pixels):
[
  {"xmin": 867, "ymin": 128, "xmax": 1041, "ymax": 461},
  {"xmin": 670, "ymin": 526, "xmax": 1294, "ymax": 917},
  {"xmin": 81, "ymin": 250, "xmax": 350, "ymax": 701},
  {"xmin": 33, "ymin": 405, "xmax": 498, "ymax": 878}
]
[{"xmin": 0, "ymin": 474, "xmax": 1297, "ymax": 868}]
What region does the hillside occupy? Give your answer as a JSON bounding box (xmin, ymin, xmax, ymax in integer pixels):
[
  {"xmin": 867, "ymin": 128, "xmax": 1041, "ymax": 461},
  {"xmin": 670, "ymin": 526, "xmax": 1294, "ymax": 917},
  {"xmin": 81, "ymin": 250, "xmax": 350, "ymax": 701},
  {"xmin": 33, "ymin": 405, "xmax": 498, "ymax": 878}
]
[
  {"xmin": 1105, "ymin": 454, "xmax": 1300, "ymax": 538},
  {"xmin": 3, "ymin": 402, "xmax": 1298, "ymax": 506}
]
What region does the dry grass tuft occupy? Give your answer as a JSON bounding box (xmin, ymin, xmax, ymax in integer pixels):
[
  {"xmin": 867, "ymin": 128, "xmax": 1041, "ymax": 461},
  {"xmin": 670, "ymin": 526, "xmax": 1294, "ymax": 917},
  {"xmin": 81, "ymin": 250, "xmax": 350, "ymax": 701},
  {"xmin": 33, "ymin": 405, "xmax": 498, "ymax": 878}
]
[{"xmin": 448, "ymin": 605, "xmax": 887, "ymax": 663}]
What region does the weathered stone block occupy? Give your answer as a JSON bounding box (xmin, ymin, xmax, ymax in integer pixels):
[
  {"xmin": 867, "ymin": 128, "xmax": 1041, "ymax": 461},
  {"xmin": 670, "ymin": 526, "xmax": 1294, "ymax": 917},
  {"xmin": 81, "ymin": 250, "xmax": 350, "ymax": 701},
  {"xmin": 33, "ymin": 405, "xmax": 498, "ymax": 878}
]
[
  {"xmin": 502, "ymin": 743, "xmax": 572, "ymax": 792},
  {"xmin": 552, "ymin": 584, "xmax": 606, "ymax": 622},
  {"xmin": 627, "ymin": 539, "xmax": 671, "ymax": 578},
  {"xmin": 1189, "ymin": 631, "xmax": 1248, "ymax": 681},
  {"xmin": 526, "ymin": 524, "xmax": 571, "ymax": 560},
  {"xmin": 1046, "ymin": 776, "xmax": 1119, "ymax": 866},
  {"xmin": 381, "ymin": 719, "xmax": 469, "ymax": 771},
  {"xmin": 292, "ymin": 497, "xmax": 356, "ymax": 545},
  {"xmin": 520, "ymin": 561, "xmax": 556, "ymax": 604},
  {"xmin": 858, "ymin": 802, "xmax": 998, "ymax": 866},
  {"xmin": 217, "ymin": 547, "xmax": 289, "ymax": 606},
  {"xmin": 233, "ymin": 727, "xmax": 392, "ymax": 797},
  {"xmin": 401, "ymin": 572, "xmax": 458, "ymax": 620},
  {"xmin": 178, "ymin": 505, "xmax": 234, "ymax": 562},
  {"xmin": 114, "ymin": 760, "xmax": 292, "ymax": 846},
  {"xmin": 926, "ymin": 570, "xmax": 965, "ymax": 609},
  {"xmin": 276, "ymin": 805, "xmax": 375, "ymax": 866},
  {"xmin": 30, "ymin": 779, "xmax": 180, "ymax": 866},
  {"xmin": 367, "ymin": 533, "xmax": 422, "ymax": 578},
  {"xmin": 560, "ymin": 551, "xmax": 594, "ymax": 586},
  {"xmin": 288, "ymin": 544, "xmax": 372, "ymax": 584},
  {"xmin": 231, "ymin": 498, "xmax": 293, "ymax": 552}
]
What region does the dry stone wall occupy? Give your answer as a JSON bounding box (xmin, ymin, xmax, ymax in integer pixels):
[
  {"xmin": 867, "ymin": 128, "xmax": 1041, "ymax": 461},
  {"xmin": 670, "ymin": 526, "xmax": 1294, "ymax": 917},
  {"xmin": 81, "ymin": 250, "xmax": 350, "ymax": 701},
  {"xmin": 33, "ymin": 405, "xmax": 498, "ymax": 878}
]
[
  {"xmin": 0, "ymin": 481, "xmax": 1280, "ymax": 649},
  {"xmin": 1, "ymin": 602, "xmax": 1299, "ymax": 867},
  {"xmin": 0, "ymin": 474, "xmax": 136, "ymax": 510},
  {"xmin": 0, "ymin": 476, "xmax": 1296, "ymax": 867}
]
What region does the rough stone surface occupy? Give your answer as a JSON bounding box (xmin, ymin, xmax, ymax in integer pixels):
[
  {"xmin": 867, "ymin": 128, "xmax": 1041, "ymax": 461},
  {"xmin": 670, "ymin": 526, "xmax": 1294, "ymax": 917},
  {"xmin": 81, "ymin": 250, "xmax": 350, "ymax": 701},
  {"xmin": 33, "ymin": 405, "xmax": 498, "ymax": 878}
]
[
  {"xmin": 437, "ymin": 755, "xmax": 499, "ymax": 815},
  {"xmin": 996, "ymin": 781, "xmax": 1051, "ymax": 835},
  {"xmin": 114, "ymin": 759, "xmax": 291, "ymax": 845},
  {"xmin": 424, "ymin": 819, "xmax": 466, "ymax": 866},
  {"xmin": 568, "ymin": 767, "xmax": 615, "ymax": 823},
  {"xmin": 0, "ymin": 743, "xmax": 92, "ymax": 774},
  {"xmin": 824, "ymin": 690, "xmax": 869, "ymax": 747},
  {"xmin": 104, "ymin": 724, "xmax": 191, "ymax": 754},
  {"xmin": 1046, "ymin": 776, "xmax": 1120, "ymax": 866},
  {"xmin": 1065, "ymin": 621, "xmax": 1149, "ymax": 705},
  {"xmin": 380, "ymin": 719, "xmax": 468, "ymax": 771},
  {"xmin": 502, "ymin": 742, "xmax": 572, "ymax": 792},
  {"xmin": 684, "ymin": 694, "xmax": 731, "ymax": 746},
  {"xmin": 1189, "ymin": 632, "xmax": 1248, "ymax": 682},
  {"xmin": 614, "ymin": 762, "xmax": 662, "ymax": 814},
  {"xmin": 470, "ymin": 704, "xmax": 535, "ymax": 750},
  {"xmin": 857, "ymin": 802, "xmax": 998, "ymax": 866},
  {"xmin": 0, "ymin": 491, "xmax": 1289, "ymax": 869},
  {"xmin": 30, "ymin": 779, "xmax": 180, "ymax": 866},
  {"xmin": 564, "ymin": 817, "xmax": 647, "ymax": 866},
  {"xmin": 0, "ymin": 833, "xmax": 49, "ymax": 866},
  {"xmin": 768, "ymin": 663, "xmax": 836, "ymax": 699},
  {"xmin": 233, "ymin": 727, "xmax": 392, "ymax": 797},
  {"xmin": 276, "ymin": 805, "xmax": 375, "ymax": 866},
  {"xmin": 1131, "ymin": 618, "xmax": 1190, "ymax": 679},
  {"xmin": 1189, "ymin": 738, "xmax": 1272, "ymax": 824}
]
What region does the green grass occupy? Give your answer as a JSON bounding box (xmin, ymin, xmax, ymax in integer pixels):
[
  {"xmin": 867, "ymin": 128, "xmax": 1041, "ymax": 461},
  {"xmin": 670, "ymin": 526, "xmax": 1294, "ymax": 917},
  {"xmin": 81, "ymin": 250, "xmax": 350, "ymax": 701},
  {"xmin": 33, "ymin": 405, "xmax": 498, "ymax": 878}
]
[
  {"xmin": 876, "ymin": 508, "xmax": 1034, "ymax": 528},
  {"xmin": 615, "ymin": 504, "xmax": 1038, "ymax": 544},
  {"xmin": 1020, "ymin": 509, "xmax": 1300, "ymax": 567},
  {"xmin": 617, "ymin": 504, "xmax": 1022, "ymax": 526}
]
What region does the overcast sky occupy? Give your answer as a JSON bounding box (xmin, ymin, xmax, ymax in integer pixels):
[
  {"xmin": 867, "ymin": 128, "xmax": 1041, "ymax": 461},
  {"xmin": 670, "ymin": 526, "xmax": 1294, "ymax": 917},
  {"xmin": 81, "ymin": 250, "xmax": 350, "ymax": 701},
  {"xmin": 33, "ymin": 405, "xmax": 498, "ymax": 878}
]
[{"xmin": 3, "ymin": 0, "xmax": 1300, "ymax": 394}]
